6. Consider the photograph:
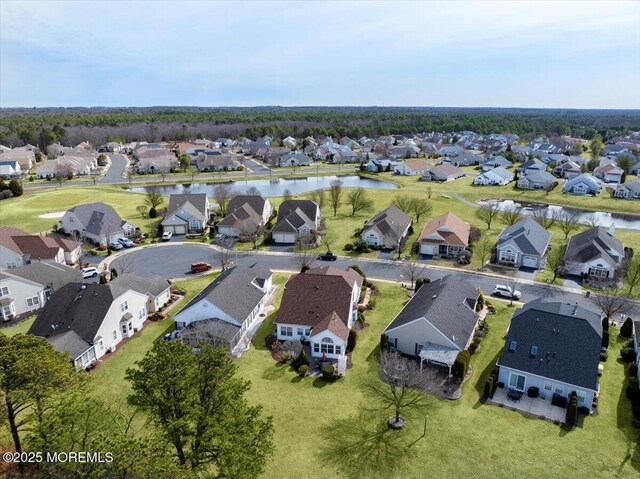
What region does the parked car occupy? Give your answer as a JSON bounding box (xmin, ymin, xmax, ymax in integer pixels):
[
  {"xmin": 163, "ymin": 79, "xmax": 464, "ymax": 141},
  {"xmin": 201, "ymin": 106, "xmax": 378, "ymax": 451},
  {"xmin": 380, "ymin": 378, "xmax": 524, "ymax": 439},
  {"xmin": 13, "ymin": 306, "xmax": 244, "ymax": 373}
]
[
  {"xmin": 319, "ymin": 252, "xmax": 337, "ymax": 261},
  {"xmin": 493, "ymin": 284, "xmax": 522, "ymax": 300},
  {"xmin": 191, "ymin": 262, "xmax": 211, "ymax": 273},
  {"xmin": 82, "ymin": 267, "xmax": 99, "ymax": 278},
  {"xmin": 109, "ymin": 242, "xmax": 123, "ymax": 250},
  {"xmin": 164, "ymin": 331, "xmax": 179, "ymax": 341},
  {"xmin": 118, "ymin": 237, "xmax": 135, "ymax": 248},
  {"xmin": 162, "ymin": 231, "xmax": 173, "ymax": 241}
]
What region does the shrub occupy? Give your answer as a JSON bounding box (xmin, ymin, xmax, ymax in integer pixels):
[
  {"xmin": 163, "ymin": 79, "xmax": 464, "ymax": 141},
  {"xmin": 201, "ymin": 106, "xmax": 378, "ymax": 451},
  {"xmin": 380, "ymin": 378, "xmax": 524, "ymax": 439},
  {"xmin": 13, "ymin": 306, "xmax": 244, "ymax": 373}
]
[
  {"xmin": 149, "ymin": 207, "xmax": 158, "ymax": 218},
  {"xmin": 8, "ymin": 179, "xmax": 23, "ymax": 197},
  {"xmin": 476, "ymin": 293, "xmax": 485, "ymax": 311},
  {"xmin": 629, "ymin": 362, "xmax": 639, "ymax": 378},
  {"xmin": 578, "ymin": 406, "xmax": 591, "ymax": 416},
  {"xmin": 600, "ymin": 351, "xmax": 608, "ymax": 362},
  {"xmin": 380, "ymin": 333, "xmax": 390, "ymax": 352},
  {"xmin": 89, "ymin": 249, "xmax": 98, "ymax": 255},
  {"xmin": 469, "ymin": 225, "xmax": 482, "ymax": 243},
  {"xmin": 347, "ymin": 329, "xmax": 357, "ymax": 352},
  {"xmin": 484, "ymin": 376, "xmax": 494, "ymax": 398},
  {"xmin": 621, "ymin": 348, "xmax": 635, "ymax": 363},
  {"xmin": 99, "ymin": 275, "xmax": 108, "ymax": 284},
  {"xmin": 565, "ymin": 392, "xmax": 578, "ymax": 427},
  {"xmin": 343, "ymin": 243, "xmax": 354, "ymax": 251},
  {"xmin": 262, "ymin": 232, "xmax": 272, "ymax": 245},
  {"xmin": 298, "ymin": 364, "xmax": 309, "ymax": 377},
  {"xmin": 602, "ymin": 330, "xmax": 609, "ymax": 349},
  {"xmin": 621, "ymin": 317, "xmax": 634, "ymax": 338},
  {"xmin": 368, "ymin": 296, "xmax": 376, "ymax": 310},
  {"xmin": 626, "ymin": 379, "xmax": 640, "ymax": 402},
  {"xmin": 415, "ymin": 277, "xmax": 430, "ymax": 291},
  {"xmin": 452, "ymin": 350, "xmax": 471, "ymax": 379},
  {"xmin": 28, "ymin": 176, "xmax": 34, "ymax": 182},
  {"xmin": 291, "ymin": 350, "xmax": 309, "ymax": 370},
  {"xmin": 321, "ymin": 364, "xmax": 335, "ymax": 380},
  {"xmin": 97, "ymin": 244, "xmax": 107, "ymax": 251}
]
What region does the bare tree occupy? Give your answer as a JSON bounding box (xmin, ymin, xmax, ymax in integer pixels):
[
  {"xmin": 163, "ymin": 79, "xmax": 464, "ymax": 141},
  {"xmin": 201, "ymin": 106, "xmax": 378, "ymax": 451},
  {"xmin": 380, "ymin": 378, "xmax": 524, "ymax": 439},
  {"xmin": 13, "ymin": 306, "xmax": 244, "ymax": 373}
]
[
  {"xmin": 213, "ymin": 183, "xmax": 238, "ymax": 217},
  {"xmin": 474, "ymin": 238, "xmax": 492, "ymax": 269},
  {"xmin": 282, "ymin": 188, "xmax": 293, "ymax": 202},
  {"xmin": 474, "ymin": 203, "xmax": 501, "ymax": 230},
  {"xmin": 501, "ymin": 203, "xmax": 523, "ymax": 226},
  {"xmin": 112, "ymin": 253, "xmax": 136, "ymax": 276},
  {"xmin": 346, "ymin": 188, "xmax": 374, "ymax": 216},
  {"xmin": 135, "ymin": 205, "xmax": 147, "ymax": 219},
  {"xmin": 625, "ymin": 255, "xmax": 640, "ymax": 295},
  {"xmin": 401, "ymin": 260, "xmax": 425, "ymax": 289},
  {"xmin": 592, "ymin": 287, "xmax": 632, "ymax": 322},
  {"xmin": 329, "ymin": 179, "xmax": 343, "ymax": 216},
  {"xmin": 144, "ymin": 186, "xmax": 164, "ymax": 210},
  {"xmin": 545, "ymin": 244, "xmax": 566, "ymax": 282},
  {"xmin": 246, "ymin": 186, "xmax": 261, "ymax": 196},
  {"xmin": 366, "ymin": 352, "xmax": 430, "ymax": 429},
  {"xmin": 558, "ymin": 210, "xmax": 581, "ymax": 239},
  {"xmin": 392, "ymin": 195, "xmax": 413, "ymax": 215},
  {"xmin": 532, "ymin": 208, "xmax": 560, "ymax": 229},
  {"xmin": 584, "ymin": 213, "xmax": 599, "ymax": 228},
  {"xmin": 319, "ymin": 231, "xmax": 335, "ymax": 253},
  {"xmin": 505, "ymin": 277, "xmax": 521, "ymax": 306},
  {"xmin": 309, "ymin": 189, "xmax": 326, "ymax": 209},
  {"xmin": 188, "ymin": 166, "xmax": 198, "ymax": 181},
  {"xmin": 410, "ymin": 198, "xmax": 432, "ymax": 223},
  {"xmin": 235, "ymin": 218, "xmax": 262, "ymax": 250},
  {"xmin": 298, "ymin": 229, "xmax": 316, "ymax": 249},
  {"xmin": 54, "ymin": 163, "xmax": 75, "ymax": 186},
  {"xmin": 215, "ymin": 244, "xmax": 234, "ymax": 271},
  {"xmin": 292, "ymin": 249, "xmax": 316, "ymax": 272},
  {"xmin": 426, "ymin": 186, "xmax": 432, "ymax": 199}
]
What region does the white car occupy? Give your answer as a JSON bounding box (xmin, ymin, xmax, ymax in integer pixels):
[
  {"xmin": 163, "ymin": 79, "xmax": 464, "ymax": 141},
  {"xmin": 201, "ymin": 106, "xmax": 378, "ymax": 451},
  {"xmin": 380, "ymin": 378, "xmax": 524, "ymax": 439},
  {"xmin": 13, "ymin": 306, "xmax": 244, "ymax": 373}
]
[
  {"xmin": 162, "ymin": 231, "xmax": 173, "ymax": 241},
  {"xmin": 82, "ymin": 267, "xmax": 99, "ymax": 279},
  {"xmin": 493, "ymin": 284, "xmax": 522, "ymax": 300}
]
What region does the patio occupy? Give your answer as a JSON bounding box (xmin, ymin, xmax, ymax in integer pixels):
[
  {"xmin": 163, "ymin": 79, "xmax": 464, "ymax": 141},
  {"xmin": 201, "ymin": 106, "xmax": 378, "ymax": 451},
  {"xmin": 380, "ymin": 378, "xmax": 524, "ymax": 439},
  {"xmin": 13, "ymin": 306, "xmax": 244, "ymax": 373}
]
[{"xmin": 490, "ymin": 387, "xmax": 567, "ymax": 423}]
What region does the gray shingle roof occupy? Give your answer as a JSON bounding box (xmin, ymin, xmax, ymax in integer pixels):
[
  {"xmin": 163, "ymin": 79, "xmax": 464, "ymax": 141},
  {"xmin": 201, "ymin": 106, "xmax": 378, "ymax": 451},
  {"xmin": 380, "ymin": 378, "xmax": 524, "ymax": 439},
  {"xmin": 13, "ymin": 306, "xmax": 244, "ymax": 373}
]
[
  {"xmin": 166, "ymin": 194, "xmax": 208, "ymax": 218},
  {"xmin": 497, "ymin": 299, "xmax": 602, "ymax": 390},
  {"xmin": 273, "ymin": 200, "xmax": 318, "ymax": 233},
  {"xmin": 497, "ymin": 218, "xmax": 551, "ymax": 256},
  {"xmin": 67, "ymin": 202, "xmax": 128, "ymax": 236},
  {"xmin": 176, "ymin": 264, "xmax": 271, "ymax": 324},
  {"xmin": 109, "ymin": 274, "xmax": 171, "ymax": 298},
  {"xmin": 363, "ymin": 205, "xmax": 412, "ymax": 245},
  {"xmin": 564, "ymin": 227, "xmax": 624, "ymax": 268},
  {"xmin": 7, "ymin": 263, "xmax": 82, "ymax": 291},
  {"xmin": 49, "ymin": 330, "xmax": 92, "ymax": 360},
  {"xmin": 384, "ymin": 275, "xmax": 479, "ymax": 350}
]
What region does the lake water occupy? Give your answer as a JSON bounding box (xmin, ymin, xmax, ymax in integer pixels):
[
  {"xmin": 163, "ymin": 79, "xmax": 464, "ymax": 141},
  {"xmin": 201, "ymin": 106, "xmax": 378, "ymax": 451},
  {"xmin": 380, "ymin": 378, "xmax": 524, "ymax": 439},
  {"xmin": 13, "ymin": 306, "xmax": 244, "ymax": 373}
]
[
  {"xmin": 477, "ymin": 199, "xmax": 640, "ymax": 231},
  {"xmin": 127, "ymin": 174, "xmax": 398, "ymax": 197}
]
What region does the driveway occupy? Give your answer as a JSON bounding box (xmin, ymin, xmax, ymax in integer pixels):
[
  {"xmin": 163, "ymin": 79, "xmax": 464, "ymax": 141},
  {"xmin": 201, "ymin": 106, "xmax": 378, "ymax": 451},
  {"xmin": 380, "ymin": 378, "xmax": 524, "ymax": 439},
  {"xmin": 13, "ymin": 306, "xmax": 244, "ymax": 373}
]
[
  {"xmin": 269, "ymin": 244, "xmax": 294, "ymax": 253},
  {"xmin": 98, "ymin": 154, "xmax": 128, "ymax": 183},
  {"xmin": 516, "ymin": 267, "xmax": 538, "ymax": 281},
  {"xmin": 377, "ymin": 250, "xmax": 394, "ymax": 260}
]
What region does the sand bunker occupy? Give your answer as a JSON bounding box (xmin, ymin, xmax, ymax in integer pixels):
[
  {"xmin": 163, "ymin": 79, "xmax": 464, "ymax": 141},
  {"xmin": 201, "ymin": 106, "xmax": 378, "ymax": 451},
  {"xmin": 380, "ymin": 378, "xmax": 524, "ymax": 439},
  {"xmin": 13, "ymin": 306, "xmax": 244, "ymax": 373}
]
[{"xmin": 38, "ymin": 211, "xmax": 66, "ymax": 219}]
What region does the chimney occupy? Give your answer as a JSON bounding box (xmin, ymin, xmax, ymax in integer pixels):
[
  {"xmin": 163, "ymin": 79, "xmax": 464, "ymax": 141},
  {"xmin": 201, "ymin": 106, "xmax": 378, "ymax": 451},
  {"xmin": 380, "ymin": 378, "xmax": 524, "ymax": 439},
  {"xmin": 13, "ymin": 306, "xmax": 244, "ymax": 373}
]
[{"xmin": 608, "ymin": 223, "xmax": 615, "ymax": 236}]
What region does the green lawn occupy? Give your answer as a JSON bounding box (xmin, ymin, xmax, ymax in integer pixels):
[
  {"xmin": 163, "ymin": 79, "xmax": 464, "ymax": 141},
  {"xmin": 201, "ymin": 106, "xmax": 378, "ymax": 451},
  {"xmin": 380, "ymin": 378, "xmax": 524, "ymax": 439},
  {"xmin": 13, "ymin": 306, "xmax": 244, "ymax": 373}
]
[
  {"xmin": 1, "ymin": 316, "xmax": 35, "ymax": 337},
  {"xmin": 236, "ymin": 282, "xmax": 639, "ymax": 478}
]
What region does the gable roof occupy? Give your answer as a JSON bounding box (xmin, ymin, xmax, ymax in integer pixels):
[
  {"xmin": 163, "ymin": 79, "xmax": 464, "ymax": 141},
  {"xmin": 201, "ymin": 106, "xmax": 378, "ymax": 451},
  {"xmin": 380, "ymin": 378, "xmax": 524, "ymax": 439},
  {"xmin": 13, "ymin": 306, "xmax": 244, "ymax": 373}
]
[
  {"xmin": 176, "ymin": 264, "xmax": 272, "ymax": 324},
  {"xmin": 66, "ymin": 202, "xmax": 128, "ymax": 236},
  {"xmin": 418, "ymin": 212, "xmax": 470, "ymax": 247},
  {"xmin": 564, "ymin": 226, "xmax": 624, "ymax": 268},
  {"xmin": 166, "ymin": 194, "xmax": 208, "ymax": 217},
  {"xmin": 480, "ymin": 166, "xmax": 513, "ymax": 181},
  {"xmin": 304, "ymin": 265, "xmax": 364, "ymax": 290},
  {"xmin": 0, "ymin": 227, "xmax": 66, "ymax": 260},
  {"xmin": 362, "ymin": 205, "xmax": 412, "ymax": 245},
  {"xmin": 384, "ymin": 275, "xmax": 478, "ymax": 350},
  {"xmin": 497, "ymin": 300, "xmax": 602, "ymax": 390},
  {"xmin": 6, "ymin": 262, "xmax": 83, "ymax": 291},
  {"xmin": 273, "ymin": 200, "xmax": 318, "ymax": 233},
  {"xmin": 109, "ymin": 274, "xmax": 171, "ymax": 298},
  {"xmin": 48, "ymin": 330, "xmax": 92, "ymax": 360},
  {"xmin": 497, "ymin": 217, "xmax": 551, "ymax": 256},
  {"xmin": 563, "ymin": 174, "xmax": 602, "ymax": 191}
]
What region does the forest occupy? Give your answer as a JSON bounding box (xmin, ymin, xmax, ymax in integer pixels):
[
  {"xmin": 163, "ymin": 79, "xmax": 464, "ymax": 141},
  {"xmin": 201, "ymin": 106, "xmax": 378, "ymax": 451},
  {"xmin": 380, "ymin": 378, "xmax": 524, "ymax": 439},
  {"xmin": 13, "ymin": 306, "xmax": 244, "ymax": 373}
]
[{"xmin": 1, "ymin": 106, "xmax": 639, "ymax": 147}]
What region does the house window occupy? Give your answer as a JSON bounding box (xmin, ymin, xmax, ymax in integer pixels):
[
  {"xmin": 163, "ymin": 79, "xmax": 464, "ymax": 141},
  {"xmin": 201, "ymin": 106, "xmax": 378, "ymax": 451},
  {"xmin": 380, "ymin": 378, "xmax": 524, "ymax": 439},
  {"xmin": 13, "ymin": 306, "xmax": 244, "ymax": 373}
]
[
  {"xmin": 138, "ymin": 309, "xmax": 145, "ymax": 319},
  {"xmin": 112, "ymin": 330, "xmax": 117, "ymax": 340},
  {"xmin": 2, "ymin": 305, "xmax": 12, "ymax": 317},
  {"xmin": 6, "ymin": 262, "xmax": 17, "ymax": 270},
  {"xmin": 0, "ymin": 286, "xmax": 8, "ymax": 297},
  {"xmin": 26, "ymin": 296, "xmax": 40, "ymax": 308},
  {"xmin": 589, "ymin": 267, "xmax": 608, "ymax": 278},
  {"xmin": 335, "ymin": 346, "xmax": 342, "ymax": 355},
  {"xmin": 509, "ymin": 373, "xmax": 526, "ymax": 391},
  {"xmin": 297, "ymin": 327, "xmax": 304, "ymax": 336},
  {"xmin": 305, "ymin": 328, "xmax": 312, "ymax": 336},
  {"xmin": 128, "ymin": 322, "xmax": 133, "ymax": 331},
  {"xmin": 576, "ymin": 390, "xmax": 586, "ymax": 403},
  {"xmin": 281, "ymin": 326, "xmax": 293, "ymax": 337},
  {"xmin": 320, "ymin": 337, "xmax": 335, "ymax": 355},
  {"xmin": 98, "ymin": 340, "xmax": 104, "ymax": 351},
  {"xmin": 544, "ymin": 382, "xmax": 553, "ymax": 392},
  {"xmin": 120, "ymin": 301, "xmax": 129, "ymax": 312},
  {"xmin": 313, "ymin": 343, "xmax": 320, "ymax": 353},
  {"xmin": 554, "ymin": 385, "xmax": 564, "ymax": 396},
  {"xmin": 501, "ymin": 250, "xmax": 517, "ymax": 263}
]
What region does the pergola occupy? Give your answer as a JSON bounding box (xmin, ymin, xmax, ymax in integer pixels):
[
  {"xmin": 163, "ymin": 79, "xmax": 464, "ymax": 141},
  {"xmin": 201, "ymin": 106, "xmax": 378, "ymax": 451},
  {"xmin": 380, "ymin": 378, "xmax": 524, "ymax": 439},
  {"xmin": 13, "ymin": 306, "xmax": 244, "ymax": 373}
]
[{"xmin": 418, "ymin": 343, "xmax": 459, "ymax": 376}]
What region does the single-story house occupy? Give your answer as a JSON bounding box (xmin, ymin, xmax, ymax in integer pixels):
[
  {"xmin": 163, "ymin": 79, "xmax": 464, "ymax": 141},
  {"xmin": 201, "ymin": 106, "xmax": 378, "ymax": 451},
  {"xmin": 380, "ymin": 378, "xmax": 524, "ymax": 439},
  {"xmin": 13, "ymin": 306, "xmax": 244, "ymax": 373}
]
[
  {"xmin": 481, "ymin": 156, "xmax": 512, "ymax": 172},
  {"xmin": 553, "ymin": 161, "xmax": 581, "ymax": 179},
  {"xmin": 418, "ymin": 212, "xmax": 470, "ymax": 257},
  {"xmin": 473, "ymin": 167, "xmax": 514, "ymax": 186},
  {"xmin": 161, "ymin": 193, "xmax": 210, "ymax": 235},
  {"xmin": 0, "ymin": 226, "xmax": 80, "ymax": 268},
  {"xmin": 360, "ymin": 204, "xmax": 413, "ymax": 249},
  {"xmin": 109, "ymin": 274, "xmax": 172, "ymax": 313},
  {"xmin": 496, "ymin": 217, "xmax": 551, "ymax": 269},
  {"xmin": 518, "ymin": 158, "xmax": 547, "ymax": 175},
  {"xmin": 60, "ymin": 202, "xmax": 136, "ymax": 245},
  {"xmin": 612, "ymin": 179, "xmax": 640, "ymax": 200},
  {"xmin": 563, "ymin": 225, "xmax": 624, "ymax": 279},
  {"xmin": 275, "ymin": 266, "xmax": 363, "ymax": 359},
  {"xmin": 278, "ymin": 152, "xmax": 312, "ymax": 167},
  {"xmin": 497, "ymin": 300, "xmax": 602, "ymax": 411},
  {"xmin": 0, "ymin": 263, "xmax": 82, "ymax": 320},
  {"xmin": 442, "ymin": 152, "xmax": 482, "ymax": 167},
  {"xmin": 0, "ymin": 160, "xmax": 23, "ymax": 179},
  {"xmin": 562, "ymin": 174, "xmax": 602, "ymax": 195},
  {"xmin": 630, "ymin": 161, "xmax": 640, "ymax": 176},
  {"xmin": 173, "ymin": 265, "xmax": 273, "ymax": 353},
  {"xmin": 394, "ymin": 160, "xmax": 431, "ymax": 176},
  {"xmin": 217, "ymin": 195, "xmax": 273, "ymax": 238},
  {"xmin": 383, "ymin": 275, "xmax": 479, "ymax": 375},
  {"xmin": 593, "ymin": 163, "xmax": 624, "ymax": 184},
  {"xmin": 271, "ymin": 200, "xmax": 321, "ymax": 244},
  {"xmin": 363, "ymin": 158, "xmax": 398, "ymax": 172},
  {"xmin": 389, "ymin": 145, "xmax": 420, "ymax": 159},
  {"xmin": 421, "ymin": 164, "xmax": 464, "ymax": 182},
  {"xmin": 516, "ymin": 170, "xmax": 557, "ymax": 190},
  {"xmin": 29, "ymin": 282, "xmax": 149, "ymax": 368}
]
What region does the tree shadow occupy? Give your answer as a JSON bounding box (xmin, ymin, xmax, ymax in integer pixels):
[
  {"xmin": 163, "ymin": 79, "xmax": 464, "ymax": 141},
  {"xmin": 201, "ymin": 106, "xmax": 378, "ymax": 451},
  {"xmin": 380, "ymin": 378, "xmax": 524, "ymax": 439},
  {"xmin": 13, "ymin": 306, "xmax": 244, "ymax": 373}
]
[
  {"xmin": 317, "ymin": 410, "xmax": 423, "ymax": 479},
  {"xmin": 472, "ymin": 348, "xmax": 502, "ymax": 409},
  {"xmin": 260, "ymin": 363, "xmax": 288, "ymax": 380},
  {"xmin": 615, "ymin": 334, "xmax": 640, "ymax": 474}
]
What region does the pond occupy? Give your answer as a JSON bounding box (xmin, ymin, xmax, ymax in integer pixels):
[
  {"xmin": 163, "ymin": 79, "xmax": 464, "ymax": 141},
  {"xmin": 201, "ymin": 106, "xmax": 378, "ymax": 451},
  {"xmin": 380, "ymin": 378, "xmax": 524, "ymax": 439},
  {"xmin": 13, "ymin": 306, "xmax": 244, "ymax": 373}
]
[
  {"xmin": 477, "ymin": 199, "xmax": 640, "ymax": 231},
  {"xmin": 126, "ymin": 174, "xmax": 398, "ymax": 197}
]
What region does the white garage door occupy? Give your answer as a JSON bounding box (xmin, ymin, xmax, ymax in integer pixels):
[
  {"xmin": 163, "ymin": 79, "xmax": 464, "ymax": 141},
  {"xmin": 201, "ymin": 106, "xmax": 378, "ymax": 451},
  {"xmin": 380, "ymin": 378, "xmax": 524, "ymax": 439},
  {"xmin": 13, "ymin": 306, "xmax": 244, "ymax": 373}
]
[
  {"xmin": 273, "ymin": 233, "xmax": 296, "ymax": 244},
  {"xmin": 174, "ymin": 225, "xmax": 187, "ymax": 235},
  {"xmin": 419, "ymin": 244, "xmax": 438, "ymax": 255},
  {"xmin": 522, "ymin": 256, "xmax": 538, "ymax": 268}
]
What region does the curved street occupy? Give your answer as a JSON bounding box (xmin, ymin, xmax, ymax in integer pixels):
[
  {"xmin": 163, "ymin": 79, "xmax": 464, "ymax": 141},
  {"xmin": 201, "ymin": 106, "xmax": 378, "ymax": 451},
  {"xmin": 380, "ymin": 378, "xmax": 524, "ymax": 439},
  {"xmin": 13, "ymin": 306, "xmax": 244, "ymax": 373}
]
[{"xmin": 105, "ymin": 243, "xmax": 638, "ymax": 316}]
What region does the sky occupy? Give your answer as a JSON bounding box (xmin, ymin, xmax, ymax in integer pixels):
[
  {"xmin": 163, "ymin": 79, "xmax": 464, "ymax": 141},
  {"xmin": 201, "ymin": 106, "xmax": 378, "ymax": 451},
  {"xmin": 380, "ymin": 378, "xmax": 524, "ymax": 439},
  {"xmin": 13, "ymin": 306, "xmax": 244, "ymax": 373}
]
[{"xmin": 1, "ymin": 0, "xmax": 639, "ymax": 109}]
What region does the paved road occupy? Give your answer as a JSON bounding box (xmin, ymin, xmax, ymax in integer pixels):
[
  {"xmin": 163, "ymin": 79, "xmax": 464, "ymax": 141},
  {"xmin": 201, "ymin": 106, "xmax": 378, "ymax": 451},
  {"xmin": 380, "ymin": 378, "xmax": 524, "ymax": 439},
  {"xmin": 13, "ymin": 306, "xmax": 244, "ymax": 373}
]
[
  {"xmin": 98, "ymin": 154, "xmax": 128, "ymax": 183},
  {"xmin": 108, "ymin": 243, "xmax": 637, "ymax": 315}
]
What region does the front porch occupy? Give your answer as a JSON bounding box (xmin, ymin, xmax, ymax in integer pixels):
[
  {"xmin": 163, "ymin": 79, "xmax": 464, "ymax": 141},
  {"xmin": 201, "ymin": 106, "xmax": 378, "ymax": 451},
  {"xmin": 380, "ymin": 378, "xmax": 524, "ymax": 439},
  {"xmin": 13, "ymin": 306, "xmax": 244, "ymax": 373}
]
[{"xmin": 490, "ymin": 386, "xmax": 567, "ymax": 423}]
